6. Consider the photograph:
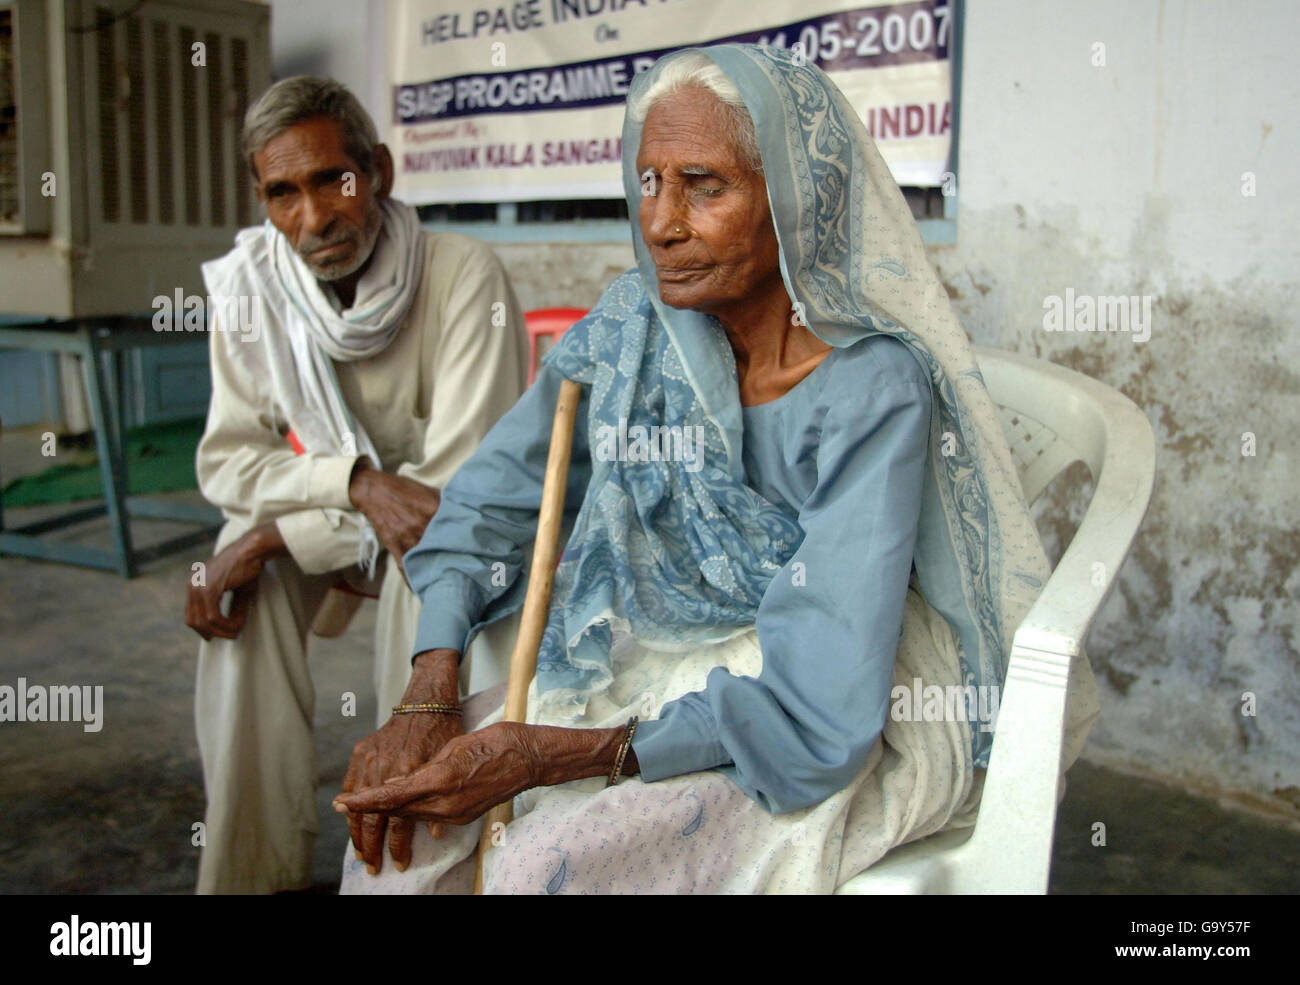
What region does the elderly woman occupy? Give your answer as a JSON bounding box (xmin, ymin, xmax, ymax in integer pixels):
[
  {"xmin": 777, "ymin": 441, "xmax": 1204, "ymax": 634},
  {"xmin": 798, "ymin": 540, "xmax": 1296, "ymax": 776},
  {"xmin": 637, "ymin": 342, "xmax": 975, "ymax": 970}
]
[{"xmin": 335, "ymin": 44, "xmax": 1097, "ymax": 894}]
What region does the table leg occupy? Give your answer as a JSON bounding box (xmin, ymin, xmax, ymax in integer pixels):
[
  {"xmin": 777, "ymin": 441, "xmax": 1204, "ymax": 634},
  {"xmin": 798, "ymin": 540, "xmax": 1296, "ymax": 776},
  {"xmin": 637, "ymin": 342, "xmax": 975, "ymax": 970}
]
[{"xmin": 83, "ymin": 322, "xmax": 136, "ymax": 577}]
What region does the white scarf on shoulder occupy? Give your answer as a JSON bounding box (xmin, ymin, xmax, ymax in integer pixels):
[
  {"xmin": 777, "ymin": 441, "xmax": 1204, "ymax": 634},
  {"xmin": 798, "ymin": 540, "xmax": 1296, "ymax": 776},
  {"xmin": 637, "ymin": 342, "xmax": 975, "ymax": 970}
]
[{"xmin": 201, "ymin": 198, "xmax": 427, "ymax": 576}]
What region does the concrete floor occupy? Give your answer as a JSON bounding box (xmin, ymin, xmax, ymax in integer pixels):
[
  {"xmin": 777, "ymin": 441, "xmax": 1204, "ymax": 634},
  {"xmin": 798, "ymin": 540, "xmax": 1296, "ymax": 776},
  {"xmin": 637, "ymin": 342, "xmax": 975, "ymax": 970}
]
[
  {"xmin": 0, "ymin": 495, "xmax": 376, "ymax": 893},
  {"xmin": 1, "ymin": 430, "xmax": 1298, "ymax": 893}
]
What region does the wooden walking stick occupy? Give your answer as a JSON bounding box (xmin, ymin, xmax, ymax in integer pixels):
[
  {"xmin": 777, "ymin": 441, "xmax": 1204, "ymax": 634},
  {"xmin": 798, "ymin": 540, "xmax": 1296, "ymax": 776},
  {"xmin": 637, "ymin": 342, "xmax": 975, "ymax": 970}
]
[{"xmin": 473, "ymin": 378, "xmax": 582, "ymax": 894}]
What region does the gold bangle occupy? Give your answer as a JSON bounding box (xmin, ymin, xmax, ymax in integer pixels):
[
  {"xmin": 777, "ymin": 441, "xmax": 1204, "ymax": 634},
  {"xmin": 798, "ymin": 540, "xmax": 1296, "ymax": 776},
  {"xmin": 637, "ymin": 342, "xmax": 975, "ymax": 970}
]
[
  {"xmin": 607, "ymin": 716, "xmax": 639, "ymax": 787},
  {"xmin": 391, "ymin": 702, "xmax": 462, "ymax": 716}
]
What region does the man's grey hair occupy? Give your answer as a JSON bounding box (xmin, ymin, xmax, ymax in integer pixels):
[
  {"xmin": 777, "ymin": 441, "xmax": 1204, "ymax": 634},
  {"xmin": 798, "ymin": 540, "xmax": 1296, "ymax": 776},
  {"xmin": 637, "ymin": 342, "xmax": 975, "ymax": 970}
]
[
  {"xmin": 241, "ymin": 76, "xmax": 379, "ymax": 179},
  {"xmin": 627, "ymin": 52, "xmax": 763, "ymax": 173}
]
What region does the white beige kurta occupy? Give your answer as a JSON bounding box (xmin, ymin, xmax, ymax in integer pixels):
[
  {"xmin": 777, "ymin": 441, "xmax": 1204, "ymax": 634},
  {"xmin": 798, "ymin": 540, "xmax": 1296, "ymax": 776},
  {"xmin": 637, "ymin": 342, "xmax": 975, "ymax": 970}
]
[{"xmin": 193, "ymin": 232, "xmax": 528, "ymax": 894}]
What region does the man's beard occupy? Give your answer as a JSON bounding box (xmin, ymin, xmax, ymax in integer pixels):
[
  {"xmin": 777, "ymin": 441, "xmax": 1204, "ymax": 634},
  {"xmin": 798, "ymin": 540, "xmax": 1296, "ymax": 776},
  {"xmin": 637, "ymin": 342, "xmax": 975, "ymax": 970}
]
[{"xmin": 296, "ymin": 200, "xmax": 383, "ymax": 283}]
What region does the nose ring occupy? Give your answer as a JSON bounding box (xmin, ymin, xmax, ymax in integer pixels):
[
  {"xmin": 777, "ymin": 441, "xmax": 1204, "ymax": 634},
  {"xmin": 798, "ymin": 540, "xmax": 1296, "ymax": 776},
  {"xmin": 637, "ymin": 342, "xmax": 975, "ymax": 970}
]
[{"xmin": 674, "ymin": 226, "xmax": 683, "ymax": 235}]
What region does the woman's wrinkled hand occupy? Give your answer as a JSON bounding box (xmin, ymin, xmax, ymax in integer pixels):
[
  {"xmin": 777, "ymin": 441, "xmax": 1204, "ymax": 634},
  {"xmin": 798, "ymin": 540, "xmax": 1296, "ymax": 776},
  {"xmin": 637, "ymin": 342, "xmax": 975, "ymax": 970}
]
[
  {"xmin": 340, "ymin": 710, "xmax": 464, "ymax": 874},
  {"xmin": 334, "ymin": 721, "xmax": 542, "ymax": 828}
]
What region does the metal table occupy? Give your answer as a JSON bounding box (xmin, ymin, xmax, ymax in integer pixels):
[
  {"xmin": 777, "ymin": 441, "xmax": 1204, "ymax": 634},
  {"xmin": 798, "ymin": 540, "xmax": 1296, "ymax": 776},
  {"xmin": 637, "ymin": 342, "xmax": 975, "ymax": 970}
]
[{"xmin": 0, "ymin": 316, "xmax": 222, "ymax": 577}]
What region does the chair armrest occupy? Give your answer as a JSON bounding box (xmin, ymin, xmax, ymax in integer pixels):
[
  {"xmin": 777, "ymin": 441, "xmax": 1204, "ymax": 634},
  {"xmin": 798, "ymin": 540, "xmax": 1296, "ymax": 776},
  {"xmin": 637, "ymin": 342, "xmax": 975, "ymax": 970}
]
[{"xmin": 951, "ymin": 370, "xmax": 1153, "ymax": 891}]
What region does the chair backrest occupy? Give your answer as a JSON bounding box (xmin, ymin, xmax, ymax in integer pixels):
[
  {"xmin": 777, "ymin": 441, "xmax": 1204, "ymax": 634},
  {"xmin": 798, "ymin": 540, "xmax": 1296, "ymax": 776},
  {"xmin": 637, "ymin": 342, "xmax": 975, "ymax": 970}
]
[
  {"xmin": 972, "ymin": 344, "xmax": 1155, "ymax": 656},
  {"xmin": 525, "ymin": 308, "xmax": 589, "ymax": 384},
  {"xmin": 976, "ymin": 345, "xmax": 1141, "ymax": 505}
]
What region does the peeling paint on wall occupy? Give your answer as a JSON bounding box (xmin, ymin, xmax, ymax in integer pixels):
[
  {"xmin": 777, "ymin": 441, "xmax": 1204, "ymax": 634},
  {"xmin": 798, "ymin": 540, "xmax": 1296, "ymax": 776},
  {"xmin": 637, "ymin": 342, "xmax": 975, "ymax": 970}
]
[{"xmin": 930, "ymin": 203, "xmax": 1299, "ymax": 820}]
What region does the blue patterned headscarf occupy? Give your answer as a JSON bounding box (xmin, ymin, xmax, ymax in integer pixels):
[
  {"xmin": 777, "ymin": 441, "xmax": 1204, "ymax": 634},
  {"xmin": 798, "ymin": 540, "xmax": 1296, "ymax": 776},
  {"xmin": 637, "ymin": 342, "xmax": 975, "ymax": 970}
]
[{"xmin": 537, "ymin": 44, "xmax": 1050, "ymax": 767}]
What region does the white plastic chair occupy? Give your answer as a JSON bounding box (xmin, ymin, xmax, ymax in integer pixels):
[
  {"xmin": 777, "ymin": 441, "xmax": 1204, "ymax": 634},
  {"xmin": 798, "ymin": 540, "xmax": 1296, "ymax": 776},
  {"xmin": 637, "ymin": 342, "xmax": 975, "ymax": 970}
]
[{"xmin": 835, "ymin": 345, "xmax": 1156, "ymax": 894}]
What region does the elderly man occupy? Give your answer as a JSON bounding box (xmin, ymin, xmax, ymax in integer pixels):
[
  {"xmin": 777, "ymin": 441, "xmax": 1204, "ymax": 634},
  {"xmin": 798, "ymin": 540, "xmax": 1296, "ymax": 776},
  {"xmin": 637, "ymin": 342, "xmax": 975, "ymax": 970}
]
[{"xmin": 185, "ymin": 77, "xmax": 527, "ymax": 894}]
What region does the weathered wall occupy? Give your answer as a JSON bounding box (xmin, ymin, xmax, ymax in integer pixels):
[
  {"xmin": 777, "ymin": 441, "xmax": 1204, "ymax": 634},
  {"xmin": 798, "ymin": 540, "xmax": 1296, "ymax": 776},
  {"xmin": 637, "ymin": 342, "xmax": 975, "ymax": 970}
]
[
  {"xmin": 926, "ymin": 0, "xmax": 1299, "ymax": 814},
  {"xmin": 269, "ymin": 0, "xmax": 374, "ymax": 105},
  {"xmin": 493, "ymin": 242, "xmax": 635, "ymax": 312}
]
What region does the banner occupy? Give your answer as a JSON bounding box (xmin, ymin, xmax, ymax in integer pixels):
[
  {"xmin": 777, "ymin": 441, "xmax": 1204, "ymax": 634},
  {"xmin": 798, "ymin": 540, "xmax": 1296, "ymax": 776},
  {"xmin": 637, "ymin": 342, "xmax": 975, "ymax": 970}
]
[{"xmin": 386, "ymin": 0, "xmax": 954, "ymax": 203}]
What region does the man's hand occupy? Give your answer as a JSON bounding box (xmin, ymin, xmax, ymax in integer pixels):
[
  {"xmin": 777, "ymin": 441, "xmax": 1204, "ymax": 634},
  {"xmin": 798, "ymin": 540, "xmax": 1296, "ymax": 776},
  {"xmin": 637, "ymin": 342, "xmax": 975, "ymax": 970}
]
[
  {"xmin": 185, "ymin": 523, "xmax": 287, "ymax": 641},
  {"xmin": 348, "ymin": 462, "xmax": 441, "ymax": 570},
  {"xmin": 339, "ymin": 648, "xmax": 462, "ymax": 874}
]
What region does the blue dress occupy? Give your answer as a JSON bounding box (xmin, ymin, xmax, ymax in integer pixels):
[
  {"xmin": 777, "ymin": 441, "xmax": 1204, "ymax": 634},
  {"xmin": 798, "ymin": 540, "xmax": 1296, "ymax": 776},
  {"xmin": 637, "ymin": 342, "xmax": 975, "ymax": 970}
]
[{"xmin": 405, "ymin": 332, "xmax": 933, "ymax": 813}]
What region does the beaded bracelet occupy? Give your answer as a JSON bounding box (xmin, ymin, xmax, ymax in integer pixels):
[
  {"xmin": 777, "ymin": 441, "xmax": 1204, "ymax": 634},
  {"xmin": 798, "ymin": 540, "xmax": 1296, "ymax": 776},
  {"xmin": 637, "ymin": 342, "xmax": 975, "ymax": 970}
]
[
  {"xmin": 607, "ymin": 716, "xmax": 639, "ymax": 787},
  {"xmin": 391, "ymin": 702, "xmax": 462, "ymax": 716}
]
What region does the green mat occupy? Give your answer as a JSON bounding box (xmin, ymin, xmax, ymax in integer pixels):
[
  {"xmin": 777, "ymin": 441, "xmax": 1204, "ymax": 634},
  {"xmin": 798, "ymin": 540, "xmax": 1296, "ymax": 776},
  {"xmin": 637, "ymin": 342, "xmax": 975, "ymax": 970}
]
[{"xmin": 2, "ymin": 417, "xmax": 206, "ymax": 507}]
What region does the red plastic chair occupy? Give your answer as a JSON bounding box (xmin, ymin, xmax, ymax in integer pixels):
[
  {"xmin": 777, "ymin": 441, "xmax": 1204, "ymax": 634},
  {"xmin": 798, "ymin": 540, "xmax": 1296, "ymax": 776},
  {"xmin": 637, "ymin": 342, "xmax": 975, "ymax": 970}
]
[
  {"xmin": 526, "ymin": 307, "xmax": 588, "ymax": 384},
  {"xmin": 525, "ymin": 306, "xmax": 587, "ymax": 575}
]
